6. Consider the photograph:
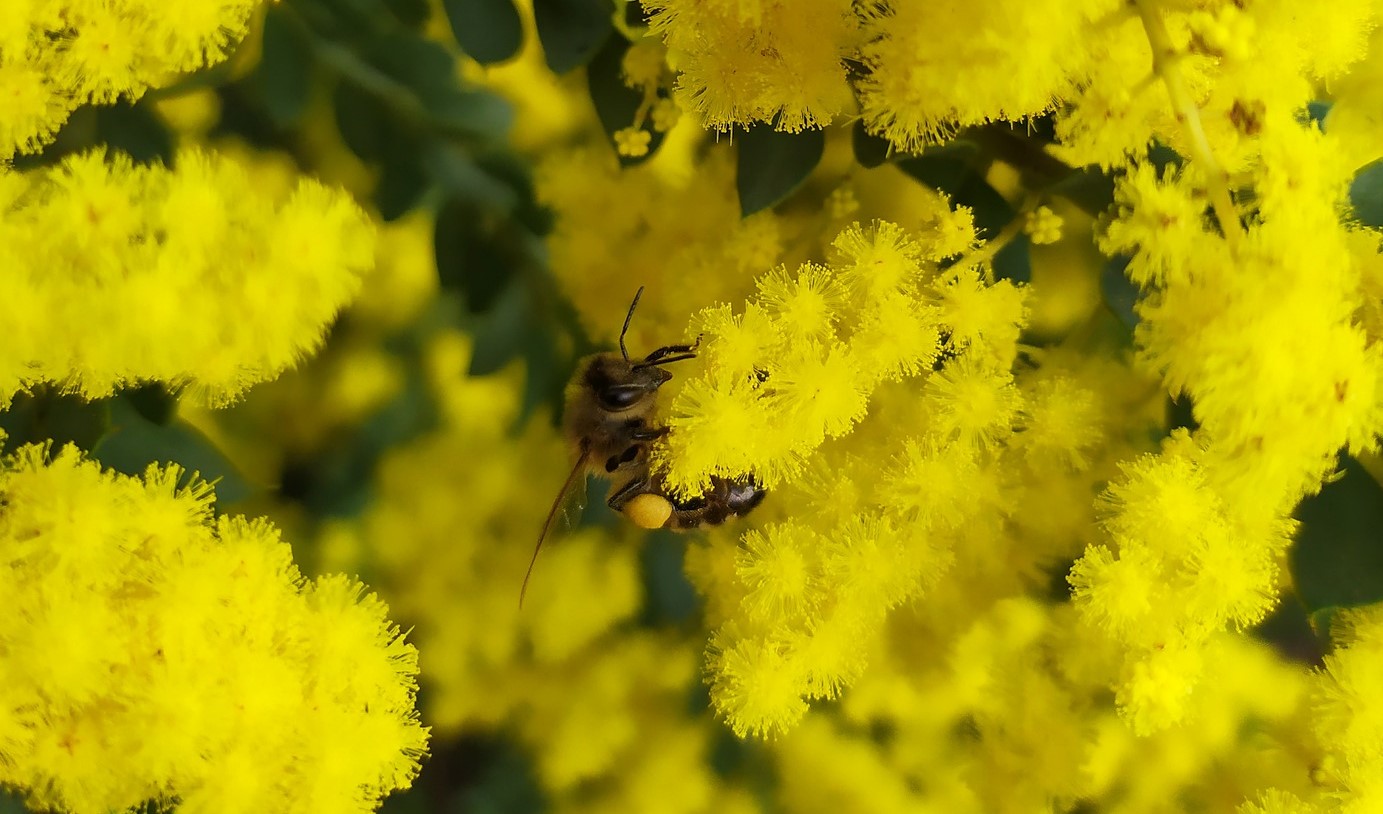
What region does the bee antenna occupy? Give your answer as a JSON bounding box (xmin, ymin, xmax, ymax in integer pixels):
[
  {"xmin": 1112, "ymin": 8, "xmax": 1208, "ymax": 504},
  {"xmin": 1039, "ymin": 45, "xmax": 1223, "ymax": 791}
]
[{"xmin": 620, "ymin": 286, "xmax": 645, "ymax": 363}]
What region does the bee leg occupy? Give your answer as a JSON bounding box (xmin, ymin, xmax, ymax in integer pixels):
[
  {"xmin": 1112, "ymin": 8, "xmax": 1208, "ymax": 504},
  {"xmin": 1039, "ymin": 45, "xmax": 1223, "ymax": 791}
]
[
  {"xmin": 641, "ymin": 342, "xmax": 699, "ymax": 366},
  {"xmin": 606, "ymin": 476, "xmax": 651, "ymax": 511},
  {"xmin": 627, "ymin": 425, "xmax": 668, "ymax": 442},
  {"xmin": 604, "ymin": 443, "xmax": 643, "ymax": 473}
]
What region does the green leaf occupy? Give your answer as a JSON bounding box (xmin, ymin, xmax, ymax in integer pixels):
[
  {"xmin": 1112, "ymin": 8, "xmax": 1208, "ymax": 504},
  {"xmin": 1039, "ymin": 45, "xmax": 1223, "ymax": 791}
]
[
  {"xmin": 427, "ymin": 90, "xmax": 514, "ymax": 141},
  {"xmin": 992, "ymin": 235, "xmax": 1031, "ymax": 284},
  {"xmin": 896, "ymin": 146, "xmax": 1009, "ymax": 238},
  {"xmin": 434, "ymin": 198, "xmax": 515, "ymax": 312},
  {"xmin": 122, "ymin": 383, "xmax": 178, "ymax": 425},
  {"xmin": 640, "ymin": 531, "xmax": 698, "ymax": 625},
  {"xmin": 475, "ymin": 151, "xmax": 553, "ymax": 234},
  {"xmin": 1349, "ymin": 159, "xmax": 1383, "ymax": 228},
  {"xmin": 468, "ymin": 281, "xmax": 531, "ymax": 375},
  {"xmin": 0, "ymin": 789, "xmax": 29, "ymax": 814},
  {"xmin": 332, "ymin": 80, "xmax": 398, "ymax": 162},
  {"xmin": 851, "ymin": 120, "xmax": 892, "ymax": 169},
  {"xmin": 255, "ymin": 6, "xmax": 314, "ymax": 128},
  {"xmin": 423, "ymin": 142, "xmax": 520, "ymax": 213},
  {"xmin": 445, "ymin": 0, "xmax": 524, "ymax": 64},
  {"xmin": 586, "ymin": 34, "xmax": 663, "ymax": 165},
  {"xmin": 1306, "ymin": 100, "xmax": 1332, "ymax": 127},
  {"xmin": 0, "ymin": 390, "xmax": 111, "ymax": 454},
  {"xmin": 326, "ymin": 31, "xmax": 511, "ymax": 143},
  {"xmin": 368, "ymin": 34, "xmax": 513, "ymax": 138},
  {"xmin": 1047, "ymin": 165, "xmax": 1116, "ymax": 219},
  {"xmin": 533, "ymin": 0, "xmax": 613, "ymax": 73},
  {"xmin": 1308, "ymin": 605, "xmax": 1342, "ymax": 650},
  {"xmin": 95, "ymin": 100, "xmax": 173, "ymax": 165},
  {"xmin": 736, "ymin": 125, "xmax": 826, "ymax": 217},
  {"xmin": 385, "ymin": 0, "xmax": 432, "ymax": 28},
  {"xmin": 375, "ymin": 141, "xmax": 430, "ymax": 220},
  {"xmin": 1101, "ymin": 255, "xmax": 1139, "ymax": 330},
  {"xmin": 1291, "ymin": 454, "xmax": 1383, "ymax": 613},
  {"xmin": 93, "ymin": 399, "xmax": 254, "ymax": 504},
  {"xmin": 516, "ymin": 314, "xmax": 567, "ymax": 427}
]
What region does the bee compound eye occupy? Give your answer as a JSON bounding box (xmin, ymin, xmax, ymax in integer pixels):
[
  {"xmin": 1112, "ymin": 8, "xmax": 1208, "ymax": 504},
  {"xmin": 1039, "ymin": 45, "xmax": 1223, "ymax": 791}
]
[
  {"xmin": 599, "ymin": 385, "xmax": 645, "ymax": 411},
  {"xmin": 623, "ymin": 493, "xmax": 673, "ymax": 529}
]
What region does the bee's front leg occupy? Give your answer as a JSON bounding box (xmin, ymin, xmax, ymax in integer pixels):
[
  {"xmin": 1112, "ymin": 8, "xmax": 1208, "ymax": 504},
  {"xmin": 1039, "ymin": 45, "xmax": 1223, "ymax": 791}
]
[
  {"xmin": 606, "ymin": 475, "xmax": 651, "ymax": 511},
  {"xmin": 641, "ymin": 338, "xmax": 700, "ymax": 367},
  {"xmin": 623, "ymin": 418, "xmax": 668, "ymax": 442},
  {"xmin": 608, "ymin": 475, "xmax": 674, "ymax": 529}
]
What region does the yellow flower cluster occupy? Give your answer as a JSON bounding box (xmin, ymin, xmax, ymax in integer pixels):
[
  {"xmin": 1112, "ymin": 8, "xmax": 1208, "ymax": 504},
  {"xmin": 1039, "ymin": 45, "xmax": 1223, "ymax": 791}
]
[
  {"xmin": 772, "ymin": 601, "xmax": 1312, "ymax": 812},
  {"xmin": 1070, "ymin": 47, "xmax": 1383, "ymax": 731},
  {"xmin": 0, "ymin": 443, "xmax": 427, "ymax": 814},
  {"xmin": 1241, "ymin": 607, "xmax": 1383, "ymax": 813},
  {"xmin": 0, "ymin": 0, "xmax": 268, "ymax": 159},
  {"xmin": 325, "ymin": 332, "xmax": 756, "ymax": 812},
  {"xmin": 642, "ymin": 0, "xmax": 856, "ymax": 133},
  {"xmin": 539, "ymin": 141, "xmax": 781, "ymax": 349},
  {"xmin": 659, "ymin": 212, "xmax": 1003, "ymax": 496},
  {"xmin": 641, "ymin": 0, "xmax": 1380, "ymax": 168},
  {"xmin": 1057, "ymin": 0, "xmax": 1379, "ymax": 171},
  {"xmin": 1304, "ymin": 607, "xmax": 1383, "ymax": 812},
  {"xmin": 655, "ymin": 211, "xmax": 1045, "ymax": 737},
  {"xmin": 857, "ymin": 0, "xmax": 1115, "ymax": 149},
  {"xmin": 0, "ymin": 148, "xmax": 373, "ymax": 407}
]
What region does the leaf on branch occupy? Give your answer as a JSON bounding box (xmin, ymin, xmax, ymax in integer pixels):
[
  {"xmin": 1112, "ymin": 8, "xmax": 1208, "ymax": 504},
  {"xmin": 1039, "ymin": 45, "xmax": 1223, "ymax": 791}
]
[
  {"xmin": 736, "ymin": 125, "xmax": 825, "ymax": 217},
  {"xmin": 445, "ymin": 0, "xmax": 524, "ymax": 64}
]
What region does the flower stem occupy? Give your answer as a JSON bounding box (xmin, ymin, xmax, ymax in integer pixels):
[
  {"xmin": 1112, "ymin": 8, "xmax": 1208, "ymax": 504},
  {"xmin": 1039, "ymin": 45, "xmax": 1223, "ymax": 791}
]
[{"xmin": 1133, "ymin": 0, "xmax": 1243, "ymax": 250}]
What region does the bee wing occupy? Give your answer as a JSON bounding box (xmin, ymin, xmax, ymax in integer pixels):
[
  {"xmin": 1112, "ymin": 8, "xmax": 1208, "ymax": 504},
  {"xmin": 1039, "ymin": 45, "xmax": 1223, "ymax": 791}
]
[
  {"xmin": 559, "ymin": 462, "xmax": 588, "ymax": 532},
  {"xmin": 520, "ymin": 443, "xmax": 590, "ymax": 608}
]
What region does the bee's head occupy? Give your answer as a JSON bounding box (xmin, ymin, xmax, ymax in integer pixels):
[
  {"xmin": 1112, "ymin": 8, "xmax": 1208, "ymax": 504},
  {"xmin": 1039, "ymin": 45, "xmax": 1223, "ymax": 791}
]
[{"xmin": 584, "ymin": 355, "xmax": 672, "ymax": 413}]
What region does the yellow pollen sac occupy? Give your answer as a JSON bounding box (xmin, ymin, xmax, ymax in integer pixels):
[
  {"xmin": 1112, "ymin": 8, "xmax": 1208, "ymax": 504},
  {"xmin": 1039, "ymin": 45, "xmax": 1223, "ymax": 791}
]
[{"xmin": 624, "ymin": 492, "xmax": 674, "ymax": 529}]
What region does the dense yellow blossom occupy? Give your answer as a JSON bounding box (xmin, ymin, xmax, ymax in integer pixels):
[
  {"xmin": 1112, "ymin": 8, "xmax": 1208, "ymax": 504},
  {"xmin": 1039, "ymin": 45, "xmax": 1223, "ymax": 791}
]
[
  {"xmin": 656, "ymin": 213, "xmax": 1052, "ymax": 737},
  {"xmin": 0, "ymin": 148, "xmax": 373, "ymax": 407},
  {"xmin": 644, "ymin": 0, "xmax": 857, "ymax": 132},
  {"xmin": 1056, "ymin": 0, "xmax": 1378, "ymax": 171},
  {"xmin": 0, "ymin": 0, "xmax": 268, "ymax": 159},
  {"xmin": 1309, "ymin": 606, "xmax": 1383, "ymax": 812},
  {"xmin": 0, "ymin": 444, "xmax": 426, "ymax": 814},
  {"xmin": 315, "ymin": 332, "xmax": 751, "ymax": 813},
  {"xmin": 1069, "ymin": 46, "xmax": 1383, "ymax": 731},
  {"xmin": 858, "ymin": 0, "xmax": 1116, "ymax": 149},
  {"xmin": 540, "ymin": 141, "xmax": 781, "ymax": 348},
  {"xmin": 10, "ymin": 0, "xmax": 1383, "ymax": 810}
]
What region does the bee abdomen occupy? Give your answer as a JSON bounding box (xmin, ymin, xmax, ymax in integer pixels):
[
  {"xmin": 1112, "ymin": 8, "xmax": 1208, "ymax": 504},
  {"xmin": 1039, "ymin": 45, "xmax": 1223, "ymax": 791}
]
[{"xmin": 666, "ymin": 474, "xmax": 766, "ymax": 531}]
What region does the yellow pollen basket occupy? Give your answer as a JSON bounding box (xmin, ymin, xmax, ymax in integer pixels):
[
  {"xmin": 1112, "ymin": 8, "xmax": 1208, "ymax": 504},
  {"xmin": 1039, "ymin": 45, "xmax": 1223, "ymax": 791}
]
[{"xmin": 623, "ymin": 492, "xmax": 673, "ymax": 529}]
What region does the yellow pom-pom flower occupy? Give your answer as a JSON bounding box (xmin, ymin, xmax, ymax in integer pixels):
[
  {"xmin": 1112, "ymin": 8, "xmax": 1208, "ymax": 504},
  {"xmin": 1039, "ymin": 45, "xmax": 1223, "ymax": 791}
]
[
  {"xmin": 0, "ymin": 0, "xmax": 268, "ymax": 159},
  {"xmin": 0, "ymin": 443, "xmax": 427, "ymax": 814},
  {"xmin": 0, "ymin": 148, "xmax": 373, "ymax": 406}
]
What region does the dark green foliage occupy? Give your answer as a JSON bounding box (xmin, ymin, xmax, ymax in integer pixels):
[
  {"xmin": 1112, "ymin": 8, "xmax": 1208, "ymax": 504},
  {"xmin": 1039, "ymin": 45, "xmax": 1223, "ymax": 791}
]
[
  {"xmin": 897, "ymin": 142, "xmax": 1012, "ymax": 239},
  {"xmin": 1292, "ymin": 455, "xmax": 1383, "ymax": 613},
  {"xmin": 1101, "ymin": 255, "xmax": 1140, "ymax": 330},
  {"xmin": 95, "ymin": 100, "xmax": 175, "ymax": 165},
  {"xmin": 533, "ymin": 0, "xmax": 613, "ymax": 73},
  {"xmin": 255, "ymin": 6, "xmax": 315, "ymax": 128},
  {"xmin": 587, "ymin": 34, "xmax": 665, "ymax": 166},
  {"xmin": 94, "ymin": 398, "xmax": 254, "ymax": 504},
  {"xmin": 992, "ymin": 235, "xmax": 1031, "ymax": 284},
  {"xmin": 736, "ymin": 125, "xmax": 826, "ymax": 216},
  {"xmin": 851, "ymin": 120, "xmax": 893, "ymax": 169},
  {"xmin": 0, "ymin": 389, "xmax": 111, "ymax": 455},
  {"xmin": 1349, "ymin": 159, "xmax": 1383, "ymax": 228},
  {"xmin": 445, "ymin": 0, "xmax": 524, "ymax": 65}
]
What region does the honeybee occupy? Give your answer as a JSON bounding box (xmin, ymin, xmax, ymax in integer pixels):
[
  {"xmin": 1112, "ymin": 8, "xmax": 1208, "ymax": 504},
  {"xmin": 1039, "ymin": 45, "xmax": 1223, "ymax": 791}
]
[{"xmin": 521, "ymin": 288, "xmax": 766, "ymax": 604}]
